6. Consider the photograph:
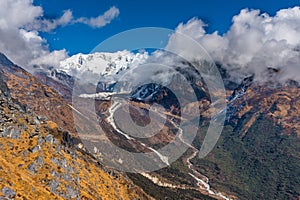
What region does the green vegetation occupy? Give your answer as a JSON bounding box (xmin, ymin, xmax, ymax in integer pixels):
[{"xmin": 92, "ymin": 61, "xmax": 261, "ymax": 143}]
[
  {"xmin": 193, "ymin": 115, "xmax": 300, "ymax": 200},
  {"xmin": 155, "ymin": 152, "xmax": 197, "ymax": 186},
  {"xmin": 127, "ymin": 173, "xmax": 215, "ymax": 200}
]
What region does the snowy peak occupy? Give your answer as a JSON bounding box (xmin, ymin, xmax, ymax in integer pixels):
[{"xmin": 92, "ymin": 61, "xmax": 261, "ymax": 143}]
[{"xmin": 59, "ymin": 50, "xmax": 149, "ymax": 78}]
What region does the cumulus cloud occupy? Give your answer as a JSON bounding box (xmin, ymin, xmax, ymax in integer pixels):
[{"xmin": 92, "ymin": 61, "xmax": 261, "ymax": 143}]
[
  {"xmin": 0, "ymin": 0, "xmax": 119, "ymax": 68},
  {"xmin": 169, "ymin": 7, "xmax": 300, "ymax": 84}
]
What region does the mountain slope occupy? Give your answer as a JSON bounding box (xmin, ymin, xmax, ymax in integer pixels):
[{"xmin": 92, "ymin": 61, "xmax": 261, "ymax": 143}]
[
  {"xmin": 0, "ymin": 53, "xmax": 76, "ymax": 134},
  {"xmin": 13, "ymin": 50, "xmax": 300, "ymax": 200},
  {"xmin": 0, "ymin": 53, "xmax": 151, "ymax": 200},
  {"xmin": 191, "ymin": 80, "xmax": 300, "ymax": 199}
]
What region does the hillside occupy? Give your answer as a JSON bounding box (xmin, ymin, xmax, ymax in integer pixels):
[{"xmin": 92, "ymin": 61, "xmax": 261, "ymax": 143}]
[{"xmin": 0, "ymin": 55, "xmax": 151, "ymax": 199}]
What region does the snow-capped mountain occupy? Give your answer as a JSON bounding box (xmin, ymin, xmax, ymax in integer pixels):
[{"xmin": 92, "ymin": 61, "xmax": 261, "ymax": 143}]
[
  {"xmin": 33, "ymin": 50, "xmax": 149, "ymax": 98},
  {"xmin": 53, "ymin": 50, "xmax": 209, "ymax": 102},
  {"xmin": 59, "ymin": 50, "xmax": 149, "ymax": 79},
  {"xmin": 32, "ymin": 50, "xmax": 154, "ymax": 100}
]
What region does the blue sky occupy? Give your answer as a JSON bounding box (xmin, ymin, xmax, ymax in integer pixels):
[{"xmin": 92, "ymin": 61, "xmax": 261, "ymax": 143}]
[{"xmin": 34, "ymin": 0, "xmax": 300, "ymax": 55}]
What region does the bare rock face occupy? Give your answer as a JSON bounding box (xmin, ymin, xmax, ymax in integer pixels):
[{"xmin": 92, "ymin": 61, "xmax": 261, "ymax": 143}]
[{"xmin": 2, "ymin": 186, "xmax": 16, "ymax": 198}]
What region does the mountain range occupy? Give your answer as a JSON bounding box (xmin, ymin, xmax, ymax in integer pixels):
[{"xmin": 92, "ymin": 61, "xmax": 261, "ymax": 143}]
[{"xmin": 0, "ymin": 51, "xmax": 299, "ymax": 200}]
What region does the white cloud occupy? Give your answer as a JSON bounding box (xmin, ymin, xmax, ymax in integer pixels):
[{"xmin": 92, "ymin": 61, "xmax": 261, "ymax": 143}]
[
  {"xmin": 29, "ymin": 49, "xmax": 69, "ymax": 68},
  {"xmin": 27, "ymin": 9, "xmax": 74, "ymax": 32},
  {"xmin": 0, "ymin": 0, "xmax": 120, "ymax": 68},
  {"xmin": 76, "ymin": 6, "xmax": 120, "ymax": 28},
  {"xmin": 0, "ymin": 0, "xmax": 42, "ymax": 29},
  {"xmin": 169, "ymin": 7, "xmax": 300, "ymax": 84}
]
